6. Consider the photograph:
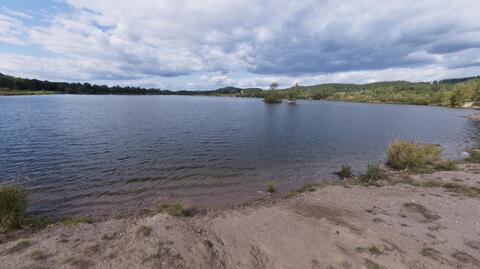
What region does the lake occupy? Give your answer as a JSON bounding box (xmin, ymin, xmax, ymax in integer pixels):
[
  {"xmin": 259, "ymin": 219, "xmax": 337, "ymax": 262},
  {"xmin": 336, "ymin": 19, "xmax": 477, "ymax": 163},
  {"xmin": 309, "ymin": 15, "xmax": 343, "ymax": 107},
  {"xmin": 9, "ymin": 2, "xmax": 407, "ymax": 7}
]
[{"xmin": 1, "ymin": 95, "xmax": 479, "ymax": 218}]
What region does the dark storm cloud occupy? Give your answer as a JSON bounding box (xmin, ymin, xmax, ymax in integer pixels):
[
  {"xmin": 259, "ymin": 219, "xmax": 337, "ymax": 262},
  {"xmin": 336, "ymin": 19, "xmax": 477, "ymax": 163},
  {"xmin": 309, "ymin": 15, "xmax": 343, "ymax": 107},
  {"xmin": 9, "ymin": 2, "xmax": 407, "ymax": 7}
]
[{"xmin": 0, "ymin": 0, "xmax": 480, "ymax": 89}]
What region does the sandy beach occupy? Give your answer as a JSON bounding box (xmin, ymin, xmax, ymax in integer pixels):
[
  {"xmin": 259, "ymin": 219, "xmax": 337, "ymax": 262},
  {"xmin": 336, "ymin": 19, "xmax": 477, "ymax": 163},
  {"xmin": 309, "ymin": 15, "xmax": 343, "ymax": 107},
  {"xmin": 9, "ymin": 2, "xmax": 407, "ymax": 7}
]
[{"xmin": 1, "ymin": 162, "xmax": 479, "ymax": 269}]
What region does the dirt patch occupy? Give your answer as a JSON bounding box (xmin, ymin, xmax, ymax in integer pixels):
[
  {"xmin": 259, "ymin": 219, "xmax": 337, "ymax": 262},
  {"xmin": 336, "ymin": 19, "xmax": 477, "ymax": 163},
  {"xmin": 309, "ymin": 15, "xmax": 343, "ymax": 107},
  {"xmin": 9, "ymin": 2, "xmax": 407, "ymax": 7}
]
[
  {"xmin": 421, "ymin": 247, "xmax": 454, "ymax": 266},
  {"xmin": 142, "ymin": 240, "xmax": 185, "ymax": 268},
  {"xmin": 65, "ymin": 257, "xmax": 96, "ymax": 269},
  {"xmin": 4, "ymin": 240, "xmax": 31, "ymax": 254},
  {"xmin": 364, "ymin": 258, "xmax": 382, "ymax": 269},
  {"xmin": 402, "ymin": 202, "xmax": 441, "ymax": 223},
  {"xmin": 451, "ymin": 250, "xmax": 480, "ymax": 266},
  {"xmin": 465, "ymin": 240, "xmax": 480, "ymax": 250},
  {"xmin": 290, "ymin": 202, "xmax": 363, "ymax": 234},
  {"xmin": 250, "ymin": 245, "xmax": 269, "ymax": 269}
]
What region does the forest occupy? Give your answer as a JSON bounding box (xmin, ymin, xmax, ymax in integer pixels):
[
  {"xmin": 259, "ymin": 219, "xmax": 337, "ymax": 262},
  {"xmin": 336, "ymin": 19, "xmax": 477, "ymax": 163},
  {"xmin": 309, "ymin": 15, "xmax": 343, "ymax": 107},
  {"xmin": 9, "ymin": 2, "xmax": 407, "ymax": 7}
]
[
  {"xmin": 244, "ymin": 77, "xmax": 480, "ymax": 107},
  {"xmin": 1, "ymin": 72, "xmax": 480, "ymax": 107}
]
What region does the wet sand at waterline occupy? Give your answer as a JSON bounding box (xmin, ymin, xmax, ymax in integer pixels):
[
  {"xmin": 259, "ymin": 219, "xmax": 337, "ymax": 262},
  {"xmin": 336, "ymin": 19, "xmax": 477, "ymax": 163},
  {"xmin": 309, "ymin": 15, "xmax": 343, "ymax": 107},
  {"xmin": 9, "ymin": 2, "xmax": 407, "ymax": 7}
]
[{"xmin": 1, "ymin": 163, "xmax": 480, "ymax": 269}]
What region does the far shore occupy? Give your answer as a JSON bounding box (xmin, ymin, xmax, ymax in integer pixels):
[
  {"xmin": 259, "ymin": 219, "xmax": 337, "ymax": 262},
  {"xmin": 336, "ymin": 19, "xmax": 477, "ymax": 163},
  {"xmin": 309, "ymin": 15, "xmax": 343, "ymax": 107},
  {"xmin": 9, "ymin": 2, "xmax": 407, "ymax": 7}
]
[{"xmin": 3, "ymin": 90, "xmax": 480, "ymax": 112}]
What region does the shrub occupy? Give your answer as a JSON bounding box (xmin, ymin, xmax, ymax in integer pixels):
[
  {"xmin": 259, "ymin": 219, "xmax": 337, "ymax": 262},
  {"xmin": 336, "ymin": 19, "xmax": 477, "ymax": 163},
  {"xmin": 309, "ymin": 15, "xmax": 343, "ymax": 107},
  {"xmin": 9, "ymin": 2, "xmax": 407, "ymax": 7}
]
[
  {"xmin": 386, "ymin": 140, "xmax": 441, "ymax": 171},
  {"xmin": 465, "ymin": 149, "xmax": 480, "ymax": 163},
  {"xmin": 0, "ymin": 185, "xmax": 28, "ymax": 231},
  {"xmin": 359, "ymin": 164, "xmax": 384, "ymax": 184},
  {"xmin": 337, "ymin": 165, "xmax": 352, "ymax": 179},
  {"xmin": 266, "ymin": 181, "xmax": 277, "ymax": 193}
]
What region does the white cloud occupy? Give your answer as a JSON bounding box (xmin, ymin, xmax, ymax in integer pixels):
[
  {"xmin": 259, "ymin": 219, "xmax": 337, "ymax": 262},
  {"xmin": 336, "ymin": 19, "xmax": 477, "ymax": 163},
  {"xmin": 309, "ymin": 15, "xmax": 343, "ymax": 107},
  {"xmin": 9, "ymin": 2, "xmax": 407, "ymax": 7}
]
[
  {"xmin": 0, "ymin": 14, "xmax": 27, "ymax": 45},
  {"xmin": 0, "ymin": 0, "xmax": 480, "ymax": 89}
]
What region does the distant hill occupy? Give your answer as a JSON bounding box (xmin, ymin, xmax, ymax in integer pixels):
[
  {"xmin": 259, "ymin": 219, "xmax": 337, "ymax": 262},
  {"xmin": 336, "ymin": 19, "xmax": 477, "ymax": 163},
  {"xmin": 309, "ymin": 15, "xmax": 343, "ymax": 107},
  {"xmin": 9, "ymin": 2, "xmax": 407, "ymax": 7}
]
[
  {"xmin": 1, "ymin": 72, "xmax": 480, "ymax": 107},
  {"xmin": 0, "ymin": 73, "xmax": 170, "ymax": 95},
  {"xmin": 0, "ymin": 73, "xmax": 259, "ymax": 96}
]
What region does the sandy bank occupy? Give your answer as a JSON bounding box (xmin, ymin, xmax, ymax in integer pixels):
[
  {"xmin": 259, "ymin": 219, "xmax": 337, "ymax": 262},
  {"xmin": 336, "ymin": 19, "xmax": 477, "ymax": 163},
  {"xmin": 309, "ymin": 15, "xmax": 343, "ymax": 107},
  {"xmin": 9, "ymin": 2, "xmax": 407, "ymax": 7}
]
[{"xmin": 1, "ymin": 164, "xmax": 480, "ymax": 269}]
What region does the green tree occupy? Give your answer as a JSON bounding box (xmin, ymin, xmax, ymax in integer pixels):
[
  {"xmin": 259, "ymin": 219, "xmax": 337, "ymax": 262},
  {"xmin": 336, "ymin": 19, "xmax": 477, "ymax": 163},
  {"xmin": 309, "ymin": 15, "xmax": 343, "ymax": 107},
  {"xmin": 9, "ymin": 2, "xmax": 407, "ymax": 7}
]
[{"xmin": 263, "ymin": 81, "xmax": 282, "ymax": 103}]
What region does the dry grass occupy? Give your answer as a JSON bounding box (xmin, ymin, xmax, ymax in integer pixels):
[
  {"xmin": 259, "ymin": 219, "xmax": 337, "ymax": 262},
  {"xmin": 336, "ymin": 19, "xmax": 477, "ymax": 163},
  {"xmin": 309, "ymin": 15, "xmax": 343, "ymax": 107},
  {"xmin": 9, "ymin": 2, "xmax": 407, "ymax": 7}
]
[
  {"xmin": 465, "ymin": 149, "xmax": 480, "ymax": 163},
  {"xmin": 416, "ymin": 180, "xmax": 480, "ymax": 198},
  {"xmin": 442, "ymin": 183, "xmax": 480, "ymax": 197},
  {"xmin": 284, "ymin": 182, "xmax": 318, "ymax": 198},
  {"xmin": 337, "ymin": 165, "xmax": 352, "ymax": 179},
  {"xmin": 434, "ymin": 160, "xmax": 458, "ymax": 171},
  {"xmin": 358, "ymin": 164, "xmax": 384, "ymax": 185},
  {"xmin": 387, "ymin": 140, "xmax": 441, "ymax": 172},
  {"xmin": 0, "ymin": 185, "xmax": 27, "ymax": 231},
  {"xmin": 266, "ymin": 181, "xmax": 277, "ymax": 193}
]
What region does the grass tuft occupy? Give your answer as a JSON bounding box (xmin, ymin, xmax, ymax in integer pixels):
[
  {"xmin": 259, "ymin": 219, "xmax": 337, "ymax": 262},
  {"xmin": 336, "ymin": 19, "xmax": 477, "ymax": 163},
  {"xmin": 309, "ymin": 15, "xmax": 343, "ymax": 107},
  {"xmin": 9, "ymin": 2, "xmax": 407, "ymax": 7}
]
[
  {"xmin": 337, "ymin": 165, "xmax": 352, "ymax": 179},
  {"xmin": 434, "ymin": 160, "xmax": 458, "ymax": 171},
  {"xmin": 386, "ymin": 140, "xmax": 441, "ymax": 172},
  {"xmin": 358, "ymin": 164, "xmax": 384, "ymax": 185},
  {"xmin": 297, "ymin": 182, "xmax": 317, "ymax": 193},
  {"xmin": 0, "ymin": 185, "xmax": 27, "ymax": 231},
  {"xmin": 465, "ymin": 149, "xmax": 480, "ymax": 163},
  {"xmin": 0, "ymin": 185, "xmax": 52, "ymax": 232},
  {"xmin": 266, "ymin": 181, "xmax": 277, "ymax": 193},
  {"xmin": 156, "ymin": 203, "xmax": 197, "ymax": 217}
]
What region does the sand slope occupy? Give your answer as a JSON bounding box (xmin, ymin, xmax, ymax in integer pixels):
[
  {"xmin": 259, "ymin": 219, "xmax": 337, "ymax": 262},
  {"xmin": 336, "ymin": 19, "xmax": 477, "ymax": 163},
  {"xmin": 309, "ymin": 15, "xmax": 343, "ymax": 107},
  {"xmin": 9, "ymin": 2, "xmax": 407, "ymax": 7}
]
[{"xmin": 1, "ymin": 164, "xmax": 480, "ymax": 269}]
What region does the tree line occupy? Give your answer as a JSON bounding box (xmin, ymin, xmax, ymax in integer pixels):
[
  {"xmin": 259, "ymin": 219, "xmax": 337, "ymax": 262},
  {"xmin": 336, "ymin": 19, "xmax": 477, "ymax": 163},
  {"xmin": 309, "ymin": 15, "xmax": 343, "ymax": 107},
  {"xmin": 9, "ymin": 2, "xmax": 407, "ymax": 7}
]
[
  {"xmin": 247, "ymin": 77, "xmax": 480, "ymax": 107},
  {"xmin": 1, "ymin": 72, "xmax": 480, "ymax": 107}
]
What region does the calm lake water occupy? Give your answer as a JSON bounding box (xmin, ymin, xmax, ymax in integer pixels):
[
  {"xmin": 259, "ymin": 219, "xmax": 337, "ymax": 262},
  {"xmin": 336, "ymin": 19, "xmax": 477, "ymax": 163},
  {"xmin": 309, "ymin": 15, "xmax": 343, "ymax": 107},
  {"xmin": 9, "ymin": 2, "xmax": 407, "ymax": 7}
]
[{"xmin": 1, "ymin": 95, "xmax": 479, "ymax": 217}]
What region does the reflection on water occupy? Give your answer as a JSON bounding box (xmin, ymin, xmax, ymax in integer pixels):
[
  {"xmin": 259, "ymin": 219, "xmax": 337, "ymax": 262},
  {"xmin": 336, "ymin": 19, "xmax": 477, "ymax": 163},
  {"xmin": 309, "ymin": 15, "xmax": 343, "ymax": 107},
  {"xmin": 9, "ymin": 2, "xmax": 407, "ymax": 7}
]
[{"xmin": 0, "ymin": 95, "xmax": 478, "ymax": 217}]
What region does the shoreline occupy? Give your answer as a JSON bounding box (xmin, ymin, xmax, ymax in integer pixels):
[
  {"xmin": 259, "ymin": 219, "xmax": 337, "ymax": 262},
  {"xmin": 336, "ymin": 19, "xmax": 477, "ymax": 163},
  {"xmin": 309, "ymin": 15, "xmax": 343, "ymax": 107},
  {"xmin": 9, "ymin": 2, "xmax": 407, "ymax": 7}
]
[
  {"xmin": 2, "ymin": 92, "xmax": 479, "ymax": 111},
  {"xmin": 1, "ymin": 160, "xmax": 479, "ymax": 268}
]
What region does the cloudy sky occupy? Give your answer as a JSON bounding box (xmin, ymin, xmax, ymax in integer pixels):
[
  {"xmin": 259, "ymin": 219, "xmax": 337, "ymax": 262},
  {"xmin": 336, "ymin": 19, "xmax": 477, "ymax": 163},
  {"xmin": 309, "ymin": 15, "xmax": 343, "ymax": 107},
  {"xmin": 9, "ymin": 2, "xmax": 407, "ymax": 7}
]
[{"xmin": 1, "ymin": 0, "xmax": 480, "ymax": 90}]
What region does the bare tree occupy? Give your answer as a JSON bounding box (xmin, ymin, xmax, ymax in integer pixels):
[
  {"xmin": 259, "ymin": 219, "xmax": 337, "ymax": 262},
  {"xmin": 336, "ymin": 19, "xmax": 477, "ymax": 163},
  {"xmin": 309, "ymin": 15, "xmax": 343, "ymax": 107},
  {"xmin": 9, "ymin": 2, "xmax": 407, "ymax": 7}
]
[{"xmin": 269, "ymin": 81, "xmax": 279, "ymax": 91}]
